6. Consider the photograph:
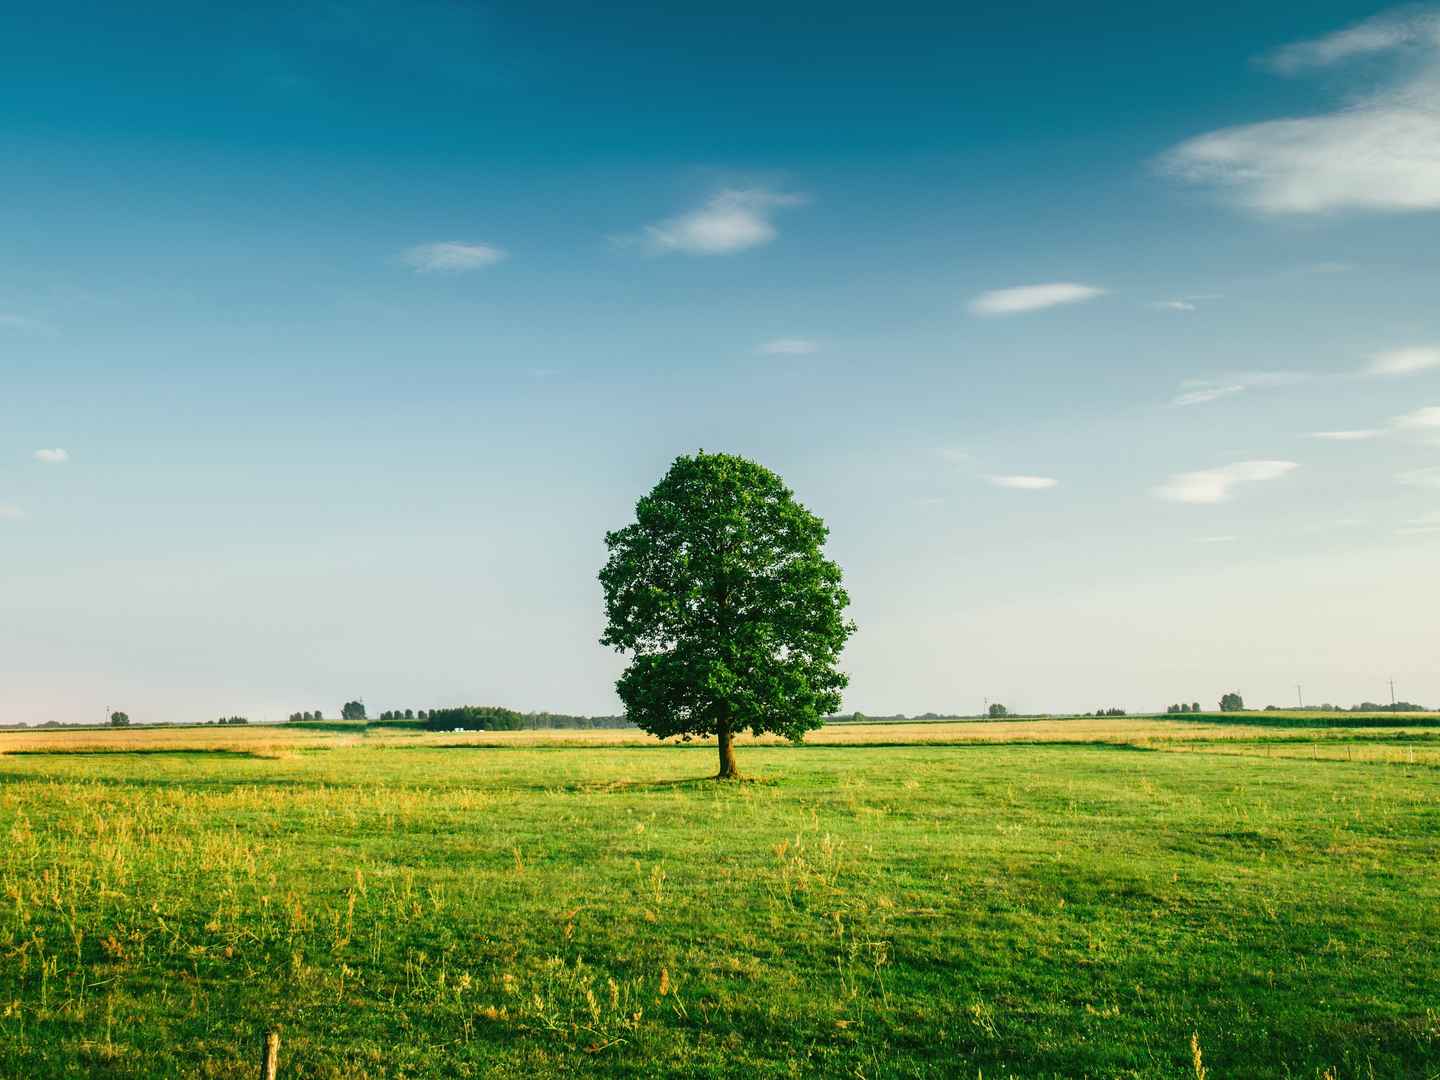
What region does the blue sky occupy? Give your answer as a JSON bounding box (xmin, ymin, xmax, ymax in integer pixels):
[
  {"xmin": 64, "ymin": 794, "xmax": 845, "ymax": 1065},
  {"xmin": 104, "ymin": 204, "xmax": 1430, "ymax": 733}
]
[{"xmin": 3, "ymin": 2, "xmax": 1439, "ymax": 722}]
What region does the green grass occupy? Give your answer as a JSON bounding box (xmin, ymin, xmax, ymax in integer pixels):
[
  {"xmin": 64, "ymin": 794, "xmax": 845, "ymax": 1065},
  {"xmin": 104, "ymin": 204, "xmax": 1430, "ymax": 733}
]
[{"xmin": 2, "ymin": 729, "xmax": 1438, "ymax": 1077}]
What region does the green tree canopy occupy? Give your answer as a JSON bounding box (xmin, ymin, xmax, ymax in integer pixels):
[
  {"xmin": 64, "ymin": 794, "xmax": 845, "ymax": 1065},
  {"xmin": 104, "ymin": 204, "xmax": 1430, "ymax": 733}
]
[
  {"xmin": 599, "ymin": 451, "xmax": 855, "ymax": 779},
  {"xmin": 1219, "ymin": 692, "xmax": 1244, "ymax": 712}
]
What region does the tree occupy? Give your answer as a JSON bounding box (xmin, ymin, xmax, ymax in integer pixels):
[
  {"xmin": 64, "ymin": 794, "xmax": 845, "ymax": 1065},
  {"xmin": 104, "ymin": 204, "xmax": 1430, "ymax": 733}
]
[
  {"xmin": 599, "ymin": 451, "xmax": 854, "ymax": 779},
  {"xmin": 988, "ymin": 703, "xmax": 1008, "ymax": 718},
  {"xmin": 1192, "ymin": 701, "xmax": 1201, "ymax": 714},
  {"xmin": 1219, "ymin": 692, "xmax": 1244, "ymax": 712},
  {"xmin": 109, "ymin": 711, "xmax": 130, "ymax": 727},
  {"xmin": 404, "ymin": 708, "xmax": 414, "ymax": 719},
  {"xmin": 341, "ymin": 701, "xmax": 366, "ymax": 721}
]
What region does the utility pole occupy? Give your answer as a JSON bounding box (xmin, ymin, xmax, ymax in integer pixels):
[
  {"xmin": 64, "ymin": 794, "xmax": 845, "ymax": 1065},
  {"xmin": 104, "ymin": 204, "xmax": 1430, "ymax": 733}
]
[
  {"xmin": 1389, "ymin": 679, "xmax": 1396, "ymax": 707},
  {"xmin": 1296, "ymin": 684, "xmax": 1303, "ymax": 708}
]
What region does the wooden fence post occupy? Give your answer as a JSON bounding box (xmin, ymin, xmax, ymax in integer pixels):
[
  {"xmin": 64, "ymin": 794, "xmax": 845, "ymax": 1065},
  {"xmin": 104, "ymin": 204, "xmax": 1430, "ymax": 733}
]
[{"xmin": 260, "ymin": 1030, "xmax": 280, "ymax": 1080}]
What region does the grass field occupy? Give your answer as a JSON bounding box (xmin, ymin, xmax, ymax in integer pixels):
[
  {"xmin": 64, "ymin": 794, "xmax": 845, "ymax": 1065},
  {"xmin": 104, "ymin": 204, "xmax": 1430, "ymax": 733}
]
[{"xmin": 2, "ymin": 717, "xmax": 1438, "ymax": 1077}]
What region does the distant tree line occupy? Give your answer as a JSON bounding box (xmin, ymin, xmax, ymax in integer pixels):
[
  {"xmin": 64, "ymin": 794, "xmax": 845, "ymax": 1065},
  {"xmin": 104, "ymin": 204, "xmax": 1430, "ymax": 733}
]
[
  {"xmin": 212, "ymin": 716, "xmax": 248, "ymax": 725},
  {"xmin": 279, "ymin": 703, "xmax": 633, "ymax": 730},
  {"xmin": 425, "ymin": 705, "xmax": 631, "ymax": 731},
  {"xmin": 1166, "ymin": 702, "xmax": 1204, "ymax": 714},
  {"xmin": 1219, "ymin": 692, "xmax": 1245, "ymax": 712},
  {"xmin": 109, "ymin": 711, "xmax": 130, "ymax": 727},
  {"xmin": 1086, "ymin": 707, "xmax": 1128, "ymax": 717}
]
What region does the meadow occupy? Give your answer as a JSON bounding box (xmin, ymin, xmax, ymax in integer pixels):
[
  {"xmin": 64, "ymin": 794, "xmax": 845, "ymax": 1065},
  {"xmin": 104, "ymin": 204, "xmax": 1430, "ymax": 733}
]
[{"xmin": 1, "ymin": 716, "xmax": 1437, "ymax": 1078}]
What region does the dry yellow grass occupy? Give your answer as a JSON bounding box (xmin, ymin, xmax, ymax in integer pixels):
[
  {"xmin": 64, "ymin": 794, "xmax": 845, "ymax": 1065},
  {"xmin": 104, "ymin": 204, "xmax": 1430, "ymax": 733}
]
[{"xmin": 4, "ymin": 714, "xmax": 1435, "ymax": 755}]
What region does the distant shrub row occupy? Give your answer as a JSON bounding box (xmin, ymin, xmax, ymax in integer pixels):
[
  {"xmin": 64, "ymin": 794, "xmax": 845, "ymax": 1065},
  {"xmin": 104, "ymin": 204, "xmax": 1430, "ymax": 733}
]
[{"xmin": 1263, "ymin": 701, "xmax": 1429, "ymax": 713}]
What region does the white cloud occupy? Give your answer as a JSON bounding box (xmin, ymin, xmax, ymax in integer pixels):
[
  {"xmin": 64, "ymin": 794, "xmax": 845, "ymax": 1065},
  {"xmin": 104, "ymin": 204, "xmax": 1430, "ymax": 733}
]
[
  {"xmin": 987, "ymin": 475, "xmax": 1058, "ymax": 490},
  {"xmin": 1153, "ymin": 460, "xmax": 1299, "ymax": 504},
  {"xmin": 1397, "ymin": 465, "xmax": 1440, "ymax": 488},
  {"xmin": 402, "ymin": 241, "xmax": 507, "ymax": 272},
  {"xmin": 642, "ymin": 189, "xmax": 805, "ymax": 256},
  {"xmin": 968, "ymin": 283, "xmax": 1105, "ymax": 316},
  {"xmin": 1391, "ymin": 405, "xmax": 1440, "ymax": 428},
  {"xmin": 0, "ymin": 504, "xmax": 25, "ymax": 521},
  {"xmin": 0, "ymin": 313, "xmax": 54, "ymax": 335},
  {"xmin": 33, "ymin": 448, "xmax": 69, "ymax": 464},
  {"xmin": 937, "ymin": 447, "xmax": 972, "ymax": 465},
  {"xmin": 1170, "ymin": 370, "xmax": 1308, "ymax": 406},
  {"xmin": 1397, "ymin": 509, "xmax": 1440, "ymax": 535},
  {"xmin": 757, "ymin": 338, "xmax": 818, "ymax": 355},
  {"xmin": 1162, "ymin": 9, "xmax": 1440, "ymax": 213},
  {"xmin": 1366, "ymin": 345, "xmax": 1440, "ymax": 376},
  {"xmin": 1264, "ymin": 8, "xmax": 1440, "ymax": 73},
  {"xmin": 1172, "ymin": 382, "xmax": 1246, "ymax": 407},
  {"xmin": 1150, "ymin": 300, "xmax": 1197, "ymax": 312},
  {"xmin": 1309, "ymin": 429, "xmax": 1382, "ymax": 441}
]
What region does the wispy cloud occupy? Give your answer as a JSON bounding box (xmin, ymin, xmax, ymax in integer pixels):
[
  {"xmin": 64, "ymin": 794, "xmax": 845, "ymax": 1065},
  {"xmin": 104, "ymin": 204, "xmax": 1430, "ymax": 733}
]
[
  {"xmin": 987, "ymin": 475, "xmax": 1058, "ymax": 490},
  {"xmin": 756, "ymin": 338, "xmax": 818, "ymax": 355},
  {"xmin": 402, "ymin": 241, "xmax": 507, "ymax": 272},
  {"xmin": 0, "ymin": 313, "xmax": 52, "ymax": 334},
  {"xmin": 0, "ymin": 504, "xmax": 25, "ymax": 521},
  {"xmin": 641, "ymin": 189, "xmax": 805, "ymax": 256},
  {"xmin": 1391, "ymin": 405, "xmax": 1440, "ymax": 429},
  {"xmin": 1172, "ymin": 382, "xmax": 1245, "ymax": 407},
  {"xmin": 1170, "ymin": 371, "xmax": 1306, "ymax": 407},
  {"xmin": 968, "ymin": 283, "xmax": 1105, "ymax": 316},
  {"xmin": 1304, "ymin": 399, "xmax": 1440, "ymax": 443},
  {"xmin": 1161, "ymin": 8, "xmax": 1440, "ymax": 213},
  {"xmin": 1153, "ymin": 460, "xmax": 1299, "ymax": 504},
  {"xmin": 1397, "ymin": 465, "xmax": 1440, "ymax": 488},
  {"xmin": 1396, "ymin": 509, "xmax": 1440, "ymax": 534},
  {"xmin": 1264, "ymin": 8, "xmax": 1440, "ymax": 72},
  {"xmin": 1365, "ymin": 345, "xmax": 1440, "ymax": 376},
  {"xmin": 1309, "ymin": 429, "xmax": 1382, "ymax": 441},
  {"xmin": 937, "ymin": 447, "xmax": 972, "ymax": 465},
  {"xmin": 1150, "ymin": 300, "xmax": 1197, "ymax": 312},
  {"xmin": 33, "ymin": 448, "xmax": 69, "ymax": 464},
  {"xmin": 1194, "ymin": 534, "xmax": 1238, "ymax": 544}
]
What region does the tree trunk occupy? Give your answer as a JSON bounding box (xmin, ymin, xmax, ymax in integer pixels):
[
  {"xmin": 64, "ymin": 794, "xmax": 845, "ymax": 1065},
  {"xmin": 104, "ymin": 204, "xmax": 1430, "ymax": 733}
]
[{"xmin": 716, "ymin": 725, "xmax": 740, "ymax": 780}]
